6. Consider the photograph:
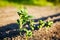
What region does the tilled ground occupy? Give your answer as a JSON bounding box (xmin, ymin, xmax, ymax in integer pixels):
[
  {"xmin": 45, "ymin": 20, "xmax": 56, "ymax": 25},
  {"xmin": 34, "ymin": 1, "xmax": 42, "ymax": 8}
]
[
  {"xmin": 1, "ymin": 22, "xmax": 60, "ymax": 40},
  {"xmin": 31, "ymin": 22, "xmax": 60, "ymax": 40}
]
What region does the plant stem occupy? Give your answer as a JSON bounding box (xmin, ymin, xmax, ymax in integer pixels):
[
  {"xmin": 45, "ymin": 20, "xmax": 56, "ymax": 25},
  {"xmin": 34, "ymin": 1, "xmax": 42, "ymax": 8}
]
[{"xmin": 19, "ymin": 15, "xmax": 23, "ymax": 29}]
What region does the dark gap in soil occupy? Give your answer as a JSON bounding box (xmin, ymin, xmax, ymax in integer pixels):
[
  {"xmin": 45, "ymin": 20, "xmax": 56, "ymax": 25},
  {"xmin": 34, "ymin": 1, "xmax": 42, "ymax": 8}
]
[{"xmin": 0, "ymin": 23, "xmax": 20, "ymax": 39}]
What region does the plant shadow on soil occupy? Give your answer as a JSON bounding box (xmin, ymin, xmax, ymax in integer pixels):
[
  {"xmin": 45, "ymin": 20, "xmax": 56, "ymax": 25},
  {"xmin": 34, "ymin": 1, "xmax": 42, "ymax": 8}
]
[{"xmin": 0, "ymin": 13, "xmax": 60, "ymax": 39}]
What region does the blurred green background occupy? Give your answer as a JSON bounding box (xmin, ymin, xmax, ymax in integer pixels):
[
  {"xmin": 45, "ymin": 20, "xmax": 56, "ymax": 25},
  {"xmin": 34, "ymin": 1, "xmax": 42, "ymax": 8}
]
[{"xmin": 0, "ymin": 0, "xmax": 60, "ymax": 7}]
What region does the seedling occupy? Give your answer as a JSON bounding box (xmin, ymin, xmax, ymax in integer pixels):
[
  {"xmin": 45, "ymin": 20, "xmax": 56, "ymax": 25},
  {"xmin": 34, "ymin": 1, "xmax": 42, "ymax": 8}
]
[
  {"xmin": 38, "ymin": 20, "xmax": 45, "ymax": 28},
  {"xmin": 17, "ymin": 8, "xmax": 53, "ymax": 40},
  {"xmin": 45, "ymin": 20, "xmax": 53, "ymax": 28},
  {"xmin": 29, "ymin": 20, "xmax": 35, "ymax": 30},
  {"xmin": 17, "ymin": 8, "xmax": 33, "ymax": 29},
  {"xmin": 25, "ymin": 30, "xmax": 32, "ymax": 40},
  {"xmin": 20, "ymin": 28, "xmax": 32, "ymax": 40},
  {"xmin": 17, "ymin": 8, "xmax": 33, "ymax": 40}
]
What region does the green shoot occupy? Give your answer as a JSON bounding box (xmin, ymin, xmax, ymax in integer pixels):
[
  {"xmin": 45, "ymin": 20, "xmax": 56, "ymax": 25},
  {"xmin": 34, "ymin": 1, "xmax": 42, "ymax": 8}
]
[
  {"xmin": 38, "ymin": 20, "xmax": 45, "ymax": 28},
  {"xmin": 26, "ymin": 30, "xmax": 32, "ymax": 40},
  {"xmin": 17, "ymin": 8, "xmax": 33, "ymax": 40},
  {"xmin": 17, "ymin": 8, "xmax": 33, "ymax": 29},
  {"xmin": 45, "ymin": 20, "xmax": 53, "ymax": 28},
  {"xmin": 30, "ymin": 20, "xmax": 35, "ymax": 30},
  {"xmin": 20, "ymin": 28, "xmax": 32, "ymax": 40}
]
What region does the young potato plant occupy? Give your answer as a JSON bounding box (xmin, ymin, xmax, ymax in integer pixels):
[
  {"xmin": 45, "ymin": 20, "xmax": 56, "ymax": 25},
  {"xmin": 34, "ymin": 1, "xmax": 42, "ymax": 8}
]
[
  {"xmin": 19, "ymin": 28, "xmax": 32, "ymax": 40},
  {"xmin": 37, "ymin": 20, "xmax": 53, "ymax": 29},
  {"xmin": 20, "ymin": 28, "xmax": 32, "ymax": 36},
  {"xmin": 17, "ymin": 8, "xmax": 53, "ymax": 40},
  {"xmin": 17, "ymin": 8, "xmax": 33, "ymax": 29},
  {"xmin": 23, "ymin": 28, "xmax": 32, "ymax": 37},
  {"xmin": 38, "ymin": 20, "xmax": 45, "ymax": 28},
  {"xmin": 17, "ymin": 8, "xmax": 33, "ymax": 40},
  {"xmin": 45, "ymin": 20, "xmax": 53, "ymax": 28},
  {"xmin": 26, "ymin": 30, "xmax": 32, "ymax": 40}
]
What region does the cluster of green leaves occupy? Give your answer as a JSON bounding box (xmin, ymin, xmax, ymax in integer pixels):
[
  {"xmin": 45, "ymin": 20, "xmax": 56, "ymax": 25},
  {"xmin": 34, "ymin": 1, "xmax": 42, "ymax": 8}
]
[
  {"xmin": 37, "ymin": 20, "xmax": 53, "ymax": 29},
  {"xmin": 17, "ymin": 8, "xmax": 33, "ymax": 40},
  {"xmin": 17, "ymin": 8, "xmax": 32, "ymax": 29},
  {"xmin": 38, "ymin": 20, "xmax": 45, "ymax": 28},
  {"xmin": 29, "ymin": 20, "xmax": 35, "ymax": 30},
  {"xmin": 45, "ymin": 20, "xmax": 53, "ymax": 28},
  {"xmin": 17, "ymin": 8, "xmax": 53, "ymax": 40}
]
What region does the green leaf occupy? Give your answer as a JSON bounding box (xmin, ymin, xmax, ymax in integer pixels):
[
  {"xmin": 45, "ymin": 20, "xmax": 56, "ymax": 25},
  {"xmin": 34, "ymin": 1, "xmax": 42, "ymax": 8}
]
[
  {"xmin": 17, "ymin": 19, "xmax": 20, "ymax": 25},
  {"xmin": 26, "ymin": 30, "xmax": 32, "ymax": 37}
]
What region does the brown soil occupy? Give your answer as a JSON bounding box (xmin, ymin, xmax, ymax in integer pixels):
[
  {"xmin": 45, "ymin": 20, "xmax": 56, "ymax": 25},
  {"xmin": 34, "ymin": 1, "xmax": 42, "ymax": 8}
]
[
  {"xmin": 0, "ymin": 6, "xmax": 60, "ymax": 40},
  {"xmin": 1, "ymin": 22, "xmax": 60, "ymax": 40},
  {"xmin": 31, "ymin": 22, "xmax": 60, "ymax": 40}
]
